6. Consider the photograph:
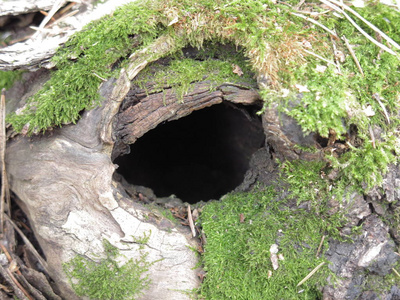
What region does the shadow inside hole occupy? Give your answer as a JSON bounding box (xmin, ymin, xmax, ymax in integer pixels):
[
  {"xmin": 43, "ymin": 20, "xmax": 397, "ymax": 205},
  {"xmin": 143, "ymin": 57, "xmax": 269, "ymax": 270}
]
[{"xmin": 114, "ymin": 102, "xmax": 265, "ymax": 204}]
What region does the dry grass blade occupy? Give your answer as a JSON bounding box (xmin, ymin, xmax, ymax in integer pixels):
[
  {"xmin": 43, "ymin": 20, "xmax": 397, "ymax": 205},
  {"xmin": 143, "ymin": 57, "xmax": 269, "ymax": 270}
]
[
  {"xmin": 326, "ymin": 0, "xmax": 400, "ymax": 51},
  {"xmin": 297, "ymin": 261, "xmax": 325, "ymax": 287},
  {"xmin": 372, "ymin": 93, "xmax": 391, "ymax": 124},
  {"xmin": 319, "ymin": 0, "xmax": 397, "ymax": 56},
  {"xmin": 393, "ymin": 268, "xmax": 400, "ymax": 278},
  {"xmin": 290, "ymin": 12, "xmax": 339, "ymax": 39},
  {"xmin": 342, "ymin": 36, "xmax": 364, "ymax": 77},
  {"xmin": 316, "ymin": 235, "xmax": 325, "ymax": 257},
  {"xmin": 302, "ymin": 49, "xmax": 336, "ymax": 66},
  {"xmin": 369, "ymin": 125, "xmax": 376, "ymax": 148},
  {"xmin": 4, "ymin": 214, "xmax": 49, "ymax": 275},
  {"xmin": 187, "ymin": 205, "xmax": 196, "ymax": 238}
]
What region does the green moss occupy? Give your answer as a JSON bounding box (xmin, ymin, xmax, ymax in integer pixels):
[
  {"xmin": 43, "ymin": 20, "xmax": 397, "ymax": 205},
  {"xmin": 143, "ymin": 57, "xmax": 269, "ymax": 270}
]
[
  {"xmin": 199, "ymin": 187, "xmax": 339, "ymax": 299},
  {"xmin": 6, "ymin": 0, "xmax": 399, "ymax": 189},
  {"xmin": 0, "ymin": 70, "xmax": 23, "ymax": 90},
  {"xmin": 328, "ymin": 138, "xmax": 398, "ymax": 190},
  {"xmin": 63, "ymin": 239, "xmax": 152, "ymax": 300},
  {"xmin": 135, "ymin": 52, "xmax": 255, "ymax": 101}
]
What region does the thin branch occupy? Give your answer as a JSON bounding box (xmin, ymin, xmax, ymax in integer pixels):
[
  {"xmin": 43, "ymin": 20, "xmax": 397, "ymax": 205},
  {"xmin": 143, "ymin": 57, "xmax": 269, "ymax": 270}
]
[
  {"xmin": 393, "ymin": 268, "xmax": 400, "ymax": 278},
  {"xmin": 316, "ymin": 235, "xmax": 325, "ymax": 257},
  {"xmin": 369, "ymin": 125, "xmax": 376, "ymax": 149},
  {"xmin": 290, "ymin": 12, "xmax": 339, "ymax": 39},
  {"xmin": 297, "ymin": 262, "xmax": 325, "ymax": 287},
  {"xmin": 342, "ymin": 36, "xmax": 364, "ymax": 77},
  {"xmin": 0, "ymin": 263, "xmax": 29, "ymax": 300},
  {"xmin": 4, "ymin": 214, "xmax": 49, "ymax": 275},
  {"xmin": 325, "ymin": 0, "xmax": 400, "ymax": 51},
  {"xmin": 0, "ymin": 89, "xmax": 7, "ymax": 235},
  {"xmin": 372, "ymin": 93, "xmax": 391, "ymax": 124},
  {"xmin": 32, "ymin": 0, "xmax": 65, "ymax": 39},
  {"xmin": 187, "ymin": 205, "xmax": 196, "ymax": 238},
  {"xmin": 302, "ymin": 49, "xmax": 336, "ymax": 66},
  {"xmin": 319, "ymin": 0, "xmax": 398, "ymax": 56}
]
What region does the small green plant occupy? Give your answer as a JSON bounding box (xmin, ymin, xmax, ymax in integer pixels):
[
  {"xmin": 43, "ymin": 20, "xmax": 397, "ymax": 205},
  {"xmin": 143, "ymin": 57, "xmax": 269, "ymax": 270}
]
[{"xmin": 64, "ymin": 239, "xmax": 152, "ymax": 300}]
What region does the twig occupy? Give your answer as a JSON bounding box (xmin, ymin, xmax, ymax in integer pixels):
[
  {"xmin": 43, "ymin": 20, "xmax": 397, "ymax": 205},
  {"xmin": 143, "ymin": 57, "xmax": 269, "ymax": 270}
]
[
  {"xmin": 6, "ymin": 268, "xmax": 33, "ymax": 300},
  {"xmin": 393, "ymin": 268, "xmax": 400, "ymax": 278},
  {"xmin": 0, "ymin": 89, "xmax": 8, "ymax": 235},
  {"xmin": 290, "ymin": 12, "xmax": 339, "ymax": 39},
  {"xmin": 187, "ymin": 205, "xmax": 196, "ymax": 238},
  {"xmin": 32, "ymin": 0, "xmax": 65, "ymax": 39},
  {"xmin": 92, "ymin": 72, "xmax": 107, "ymax": 82},
  {"xmin": 295, "ymin": 0, "xmax": 306, "ymax": 10},
  {"xmin": 325, "ymin": 0, "xmax": 400, "ymax": 51},
  {"xmin": 302, "ymin": 49, "xmax": 336, "ymax": 66},
  {"xmin": 330, "ymin": 36, "xmax": 341, "ymax": 73},
  {"xmin": 342, "ymin": 36, "xmax": 364, "ymax": 77},
  {"xmin": 58, "ymin": 2, "xmax": 77, "ymax": 15},
  {"xmin": 4, "ymin": 214, "xmax": 49, "ymax": 275},
  {"xmin": 0, "ymin": 262, "xmax": 31, "ymax": 300},
  {"xmin": 297, "ymin": 262, "xmax": 325, "ymax": 287},
  {"xmin": 319, "ymin": 0, "xmax": 398, "ymax": 56},
  {"xmin": 316, "ymin": 235, "xmax": 325, "ymax": 257},
  {"xmin": 369, "ymin": 125, "xmax": 376, "ymax": 149},
  {"xmin": 372, "ymin": 93, "xmax": 391, "ymax": 124}
]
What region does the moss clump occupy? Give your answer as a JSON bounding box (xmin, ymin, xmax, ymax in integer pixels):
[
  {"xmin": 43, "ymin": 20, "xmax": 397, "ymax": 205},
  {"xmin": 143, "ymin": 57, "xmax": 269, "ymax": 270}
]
[
  {"xmin": 0, "ymin": 70, "xmax": 23, "ymax": 90},
  {"xmin": 199, "ymin": 159, "xmax": 352, "ymax": 299},
  {"xmin": 135, "ymin": 50, "xmax": 255, "ymax": 101},
  {"xmin": 200, "ymin": 190, "xmax": 335, "ymax": 299},
  {"xmin": 64, "ymin": 239, "xmax": 152, "ymax": 300},
  {"xmin": 7, "ymin": 1, "xmax": 163, "ymax": 133}
]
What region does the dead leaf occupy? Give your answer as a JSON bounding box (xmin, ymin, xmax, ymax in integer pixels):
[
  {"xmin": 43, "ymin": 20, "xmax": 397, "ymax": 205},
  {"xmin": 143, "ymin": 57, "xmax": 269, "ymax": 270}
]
[
  {"xmin": 232, "ymin": 64, "xmax": 243, "ymax": 76},
  {"xmin": 239, "ymin": 213, "xmax": 245, "ymax": 223}
]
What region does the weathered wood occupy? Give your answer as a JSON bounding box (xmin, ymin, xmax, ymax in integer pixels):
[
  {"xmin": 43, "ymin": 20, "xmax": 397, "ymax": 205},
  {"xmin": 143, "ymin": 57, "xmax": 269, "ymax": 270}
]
[
  {"xmin": 0, "ymin": 0, "xmax": 135, "ymax": 70},
  {"xmin": 5, "ymin": 72, "xmax": 202, "ymax": 299}
]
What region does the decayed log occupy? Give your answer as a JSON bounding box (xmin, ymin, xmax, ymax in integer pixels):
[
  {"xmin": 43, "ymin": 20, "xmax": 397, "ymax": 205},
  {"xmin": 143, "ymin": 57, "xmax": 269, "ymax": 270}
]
[{"xmin": 4, "ymin": 59, "xmax": 269, "ymax": 299}]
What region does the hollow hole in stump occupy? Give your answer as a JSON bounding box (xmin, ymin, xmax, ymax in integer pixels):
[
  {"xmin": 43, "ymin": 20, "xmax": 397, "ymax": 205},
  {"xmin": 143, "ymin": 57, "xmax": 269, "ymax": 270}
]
[{"xmin": 114, "ymin": 102, "xmax": 265, "ymax": 204}]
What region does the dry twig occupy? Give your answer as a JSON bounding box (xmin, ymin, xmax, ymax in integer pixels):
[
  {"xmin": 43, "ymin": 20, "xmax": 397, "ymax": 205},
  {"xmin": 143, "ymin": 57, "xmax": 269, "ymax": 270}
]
[
  {"xmin": 297, "ymin": 262, "xmax": 325, "ymax": 287},
  {"xmin": 4, "ymin": 214, "xmax": 49, "ymax": 275},
  {"xmin": 342, "ymin": 36, "xmax": 364, "ymax": 77},
  {"xmin": 316, "ymin": 235, "xmax": 325, "ymax": 257},
  {"xmin": 393, "ymin": 268, "xmax": 400, "ymax": 278},
  {"xmin": 0, "ymin": 263, "xmax": 31, "ymax": 300},
  {"xmin": 187, "ymin": 205, "xmax": 196, "ymax": 238},
  {"xmin": 372, "ymin": 93, "xmax": 391, "ymax": 124},
  {"xmin": 290, "ymin": 12, "xmax": 339, "ymax": 39},
  {"xmin": 319, "ymin": 0, "xmax": 398, "ymax": 56},
  {"xmin": 0, "ymin": 89, "xmax": 9, "ymax": 235},
  {"xmin": 32, "ymin": 0, "xmax": 65, "ymax": 39},
  {"xmin": 325, "ymin": 0, "xmax": 400, "ymax": 51},
  {"xmin": 369, "ymin": 125, "xmax": 376, "ymax": 149},
  {"xmin": 302, "ymin": 49, "xmax": 336, "ymax": 66}
]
